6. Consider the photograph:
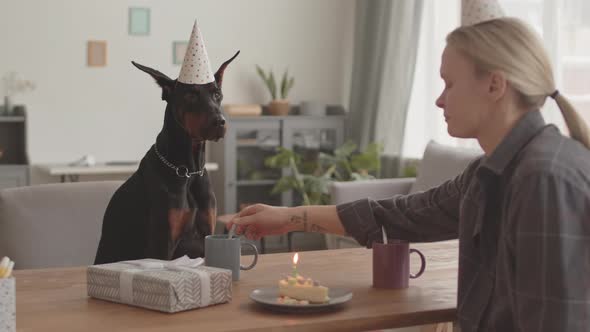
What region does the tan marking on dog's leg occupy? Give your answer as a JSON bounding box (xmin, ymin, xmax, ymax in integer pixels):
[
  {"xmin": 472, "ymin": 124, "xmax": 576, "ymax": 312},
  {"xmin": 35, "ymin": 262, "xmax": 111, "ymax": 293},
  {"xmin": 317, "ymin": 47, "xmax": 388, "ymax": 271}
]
[
  {"xmin": 168, "ymin": 208, "xmax": 196, "ymax": 243},
  {"xmin": 208, "ymin": 208, "xmax": 217, "ymax": 234}
]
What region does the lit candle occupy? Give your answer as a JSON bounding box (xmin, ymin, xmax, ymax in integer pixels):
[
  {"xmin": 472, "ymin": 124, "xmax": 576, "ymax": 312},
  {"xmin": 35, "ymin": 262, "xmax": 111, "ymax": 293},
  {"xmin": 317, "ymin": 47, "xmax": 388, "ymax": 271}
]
[{"xmin": 292, "ymin": 252, "xmax": 299, "ymax": 277}]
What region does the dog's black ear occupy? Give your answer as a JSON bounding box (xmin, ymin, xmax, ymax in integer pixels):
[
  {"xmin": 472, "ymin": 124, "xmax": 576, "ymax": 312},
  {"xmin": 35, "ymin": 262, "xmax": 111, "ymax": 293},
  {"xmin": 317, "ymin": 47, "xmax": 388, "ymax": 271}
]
[
  {"xmin": 214, "ymin": 50, "xmax": 240, "ymax": 89},
  {"xmin": 131, "ymin": 61, "xmax": 175, "ymax": 101}
]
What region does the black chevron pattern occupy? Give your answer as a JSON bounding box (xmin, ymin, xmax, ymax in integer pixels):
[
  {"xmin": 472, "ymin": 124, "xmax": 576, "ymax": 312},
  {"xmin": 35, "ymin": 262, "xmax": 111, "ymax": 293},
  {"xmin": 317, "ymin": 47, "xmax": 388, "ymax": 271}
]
[{"xmin": 87, "ymin": 263, "xmax": 232, "ymax": 313}]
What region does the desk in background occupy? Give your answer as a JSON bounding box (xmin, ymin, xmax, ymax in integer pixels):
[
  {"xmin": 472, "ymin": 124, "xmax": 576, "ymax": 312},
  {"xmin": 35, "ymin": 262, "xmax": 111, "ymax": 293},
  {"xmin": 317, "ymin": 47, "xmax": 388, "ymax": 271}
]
[{"xmin": 38, "ymin": 162, "xmax": 219, "ymax": 182}]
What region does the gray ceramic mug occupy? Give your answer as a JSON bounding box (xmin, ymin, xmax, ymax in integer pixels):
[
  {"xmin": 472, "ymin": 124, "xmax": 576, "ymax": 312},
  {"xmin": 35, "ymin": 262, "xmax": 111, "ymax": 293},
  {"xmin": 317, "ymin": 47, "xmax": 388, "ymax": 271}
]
[{"xmin": 204, "ymin": 235, "xmax": 258, "ymax": 281}]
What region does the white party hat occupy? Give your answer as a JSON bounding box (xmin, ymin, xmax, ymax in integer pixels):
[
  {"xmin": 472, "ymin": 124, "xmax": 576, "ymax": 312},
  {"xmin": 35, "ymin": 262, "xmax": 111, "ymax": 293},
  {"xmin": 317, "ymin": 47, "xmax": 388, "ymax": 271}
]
[
  {"xmin": 178, "ymin": 21, "xmax": 215, "ymax": 84},
  {"xmin": 461, "ymin": 0, "xmax": 505, "ymax": 26}
]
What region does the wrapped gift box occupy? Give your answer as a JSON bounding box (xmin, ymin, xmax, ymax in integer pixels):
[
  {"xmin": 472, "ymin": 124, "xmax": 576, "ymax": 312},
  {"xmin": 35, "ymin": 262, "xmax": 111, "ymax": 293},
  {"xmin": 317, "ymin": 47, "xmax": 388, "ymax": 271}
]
[
  {"xmin": 0, "ymin": 277, "xmax": 16, "ymax": 332},
  {"xmin": 87, "ymin": 256, "xmax": 232, "ymax": 313}
]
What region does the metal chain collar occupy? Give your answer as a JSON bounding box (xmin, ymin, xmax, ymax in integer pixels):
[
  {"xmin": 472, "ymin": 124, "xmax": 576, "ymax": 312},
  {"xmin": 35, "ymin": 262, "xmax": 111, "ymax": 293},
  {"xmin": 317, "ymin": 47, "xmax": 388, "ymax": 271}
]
[{"xmin": 153, "ymin": 144, "xmax": 204, "ymax": 178}]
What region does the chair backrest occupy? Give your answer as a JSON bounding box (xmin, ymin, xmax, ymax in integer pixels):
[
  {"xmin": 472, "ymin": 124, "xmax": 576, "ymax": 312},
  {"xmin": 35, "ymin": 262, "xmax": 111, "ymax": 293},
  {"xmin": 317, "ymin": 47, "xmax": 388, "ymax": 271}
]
[
  {"xmin": 0, "ymin": 181, "xmax": 122, "ymax": 269},
  {"xmin": 331, "ymin": 178, "xmax": 415, "ymax": 205},
  {"xmin": 409, "ymin": 140, "xmax": 482, "ymax": 194}
]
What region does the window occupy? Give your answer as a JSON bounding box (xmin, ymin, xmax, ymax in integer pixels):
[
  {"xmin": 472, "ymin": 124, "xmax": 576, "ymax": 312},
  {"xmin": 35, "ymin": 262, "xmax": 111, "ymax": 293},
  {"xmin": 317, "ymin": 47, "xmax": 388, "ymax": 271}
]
[
  {"xmin": 402, "ymin": 0, "xmax": 590, "ymax": 158},
  {"xmin": 402, "ymin": 0, "xmax": 468, "ymax": 159},
  {"xmin": 501, "ymin": 0, "xmax": 590, "ymax": 130}
]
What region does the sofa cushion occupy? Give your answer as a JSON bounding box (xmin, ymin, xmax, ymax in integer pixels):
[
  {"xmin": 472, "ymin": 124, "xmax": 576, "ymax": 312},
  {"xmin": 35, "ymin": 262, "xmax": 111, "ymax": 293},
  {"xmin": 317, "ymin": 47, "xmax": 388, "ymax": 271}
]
[
  {"xmin": 0, "ymin": 181, "xmax": 122, "ymax": 269},
  {"xmin": 409, "ymin": 140, "xmax": 482, "ymax": 194}
]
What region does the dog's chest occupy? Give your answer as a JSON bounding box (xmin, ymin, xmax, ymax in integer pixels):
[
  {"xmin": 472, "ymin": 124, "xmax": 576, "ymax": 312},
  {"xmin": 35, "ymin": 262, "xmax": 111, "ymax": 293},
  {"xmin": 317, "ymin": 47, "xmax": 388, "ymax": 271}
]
[
  {"xmin": 168, "ymin": 208, "xmax": 196, "ymax": 242},
  {"xmin": 164, "ymin": 178, "xmax": 202, "ymax": 209}
]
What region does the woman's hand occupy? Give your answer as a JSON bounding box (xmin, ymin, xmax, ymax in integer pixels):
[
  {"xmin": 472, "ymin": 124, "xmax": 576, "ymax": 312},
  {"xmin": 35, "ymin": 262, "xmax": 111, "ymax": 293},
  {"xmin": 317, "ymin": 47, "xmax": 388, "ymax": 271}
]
[{"xmin": 227, "ymin": 204, "xmax": 303, "ymax": 240}]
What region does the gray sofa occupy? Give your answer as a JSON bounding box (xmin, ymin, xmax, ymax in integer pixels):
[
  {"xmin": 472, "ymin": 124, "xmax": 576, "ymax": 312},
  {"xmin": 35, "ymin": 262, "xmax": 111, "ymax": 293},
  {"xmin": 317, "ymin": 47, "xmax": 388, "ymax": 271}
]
[
  {"xmin": 0, "ymin": 181, "xmax": 122, "ymax": 269},
  {"xmin": 326, "ymin": 140, "xmax": 482, "ymax": 249}
]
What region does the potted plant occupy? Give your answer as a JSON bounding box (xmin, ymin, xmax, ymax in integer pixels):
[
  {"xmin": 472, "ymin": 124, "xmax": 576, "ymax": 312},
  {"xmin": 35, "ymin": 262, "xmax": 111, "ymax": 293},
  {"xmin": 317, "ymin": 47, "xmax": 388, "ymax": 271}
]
[
  {"xmin": 264, "ymin": 141, "xmax": 382, "ymax": 205},
  {"xmin": 256, "ymin": 65, "xmax": 295, "ymax": 116}
]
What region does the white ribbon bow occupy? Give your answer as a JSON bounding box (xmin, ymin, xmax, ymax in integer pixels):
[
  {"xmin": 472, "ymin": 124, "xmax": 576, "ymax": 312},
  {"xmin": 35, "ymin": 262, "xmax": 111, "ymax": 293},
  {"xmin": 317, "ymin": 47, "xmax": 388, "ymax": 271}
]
[{"xmin": 119, "ymin": 256, "xmax": 210, "ymax": 306}]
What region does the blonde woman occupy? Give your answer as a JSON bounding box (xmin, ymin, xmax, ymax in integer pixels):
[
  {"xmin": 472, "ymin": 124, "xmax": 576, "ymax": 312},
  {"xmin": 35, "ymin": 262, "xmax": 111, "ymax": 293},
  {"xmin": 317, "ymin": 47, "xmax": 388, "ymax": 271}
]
[{"xmin": 229, "ymin": 18, "xmax": 590, "ymax": 331}]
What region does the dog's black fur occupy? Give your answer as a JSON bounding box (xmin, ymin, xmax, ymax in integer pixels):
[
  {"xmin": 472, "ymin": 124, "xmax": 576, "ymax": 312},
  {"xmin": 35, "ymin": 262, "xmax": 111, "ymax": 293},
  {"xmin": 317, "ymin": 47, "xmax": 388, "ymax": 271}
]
[{"xmin": 94, "ymin": 51, "xmax": 239, "ymax": 264}]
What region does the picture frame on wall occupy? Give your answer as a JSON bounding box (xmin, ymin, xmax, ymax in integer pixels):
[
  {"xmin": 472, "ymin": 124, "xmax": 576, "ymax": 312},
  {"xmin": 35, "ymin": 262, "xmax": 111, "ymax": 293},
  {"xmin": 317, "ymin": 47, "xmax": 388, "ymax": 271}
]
[
  {"xmin": 173, "ymin": 41, "xmax": 188, "ymax": 65},
  {"xmin": 128, "ymin": 7, "xmax": 150, "ymax": 36},
  {"xmin": 87, "ymin": 41, "xmax": 107, "ymax": 67}
]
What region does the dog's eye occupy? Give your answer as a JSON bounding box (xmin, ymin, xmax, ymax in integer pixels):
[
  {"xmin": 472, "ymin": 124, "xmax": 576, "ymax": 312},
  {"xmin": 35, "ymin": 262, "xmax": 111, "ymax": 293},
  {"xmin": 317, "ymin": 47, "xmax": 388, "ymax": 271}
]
[{"xmin": 213, "ymin": 92, "xmax": 222, "ymax": 101}]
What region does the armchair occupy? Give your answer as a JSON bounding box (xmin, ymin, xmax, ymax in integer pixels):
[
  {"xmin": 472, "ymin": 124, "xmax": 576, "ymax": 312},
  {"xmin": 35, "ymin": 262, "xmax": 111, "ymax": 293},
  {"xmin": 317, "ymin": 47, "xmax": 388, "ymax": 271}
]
[
  {"xmin": 327, "ymin": 140, "xmax": 482, "ymax": 249},
  {"xmin": 0, "ymin": 181, "xmax": 122, "ymax": 269}
]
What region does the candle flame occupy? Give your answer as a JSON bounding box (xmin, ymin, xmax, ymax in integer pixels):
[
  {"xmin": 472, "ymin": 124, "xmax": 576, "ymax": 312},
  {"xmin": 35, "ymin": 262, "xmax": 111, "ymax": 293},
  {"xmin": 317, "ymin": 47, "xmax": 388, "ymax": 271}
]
[{"xmin": 293, "ymin": 252, "xmax": 299, "ymax": 265}]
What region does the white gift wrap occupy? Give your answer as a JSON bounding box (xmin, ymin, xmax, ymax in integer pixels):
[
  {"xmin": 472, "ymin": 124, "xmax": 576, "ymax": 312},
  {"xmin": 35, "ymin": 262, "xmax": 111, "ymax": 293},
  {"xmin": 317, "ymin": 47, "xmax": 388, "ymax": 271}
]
[
  {"xmin": 0, "ymin": 278, "xmax": 16, "ymax": 332},
  {"xmin": 87, "ymin": 256, "xmax": 232, "ymax": 313}
]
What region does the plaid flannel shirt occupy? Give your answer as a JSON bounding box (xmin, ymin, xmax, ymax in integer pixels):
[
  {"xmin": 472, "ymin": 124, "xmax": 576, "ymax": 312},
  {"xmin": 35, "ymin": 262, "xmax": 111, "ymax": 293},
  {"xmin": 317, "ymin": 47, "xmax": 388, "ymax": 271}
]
[{"xmin": 337, "ymin": 111, "xmax": 590, "ymax": 331}]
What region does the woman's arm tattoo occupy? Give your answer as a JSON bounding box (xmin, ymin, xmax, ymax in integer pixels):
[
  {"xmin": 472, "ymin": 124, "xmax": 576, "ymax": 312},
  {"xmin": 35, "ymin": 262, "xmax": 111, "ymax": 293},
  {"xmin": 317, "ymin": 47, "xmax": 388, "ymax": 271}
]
[
  {"xmin": 310, "ymin": 223, "xmax": 328, "ymax": 233},
  {"xmin": 289, "ymin": 210, "xmax": 328, "ymax": 233},
  {"xmin": 288, "ymin": 210, "xmax": 308, "ymax": 231}
]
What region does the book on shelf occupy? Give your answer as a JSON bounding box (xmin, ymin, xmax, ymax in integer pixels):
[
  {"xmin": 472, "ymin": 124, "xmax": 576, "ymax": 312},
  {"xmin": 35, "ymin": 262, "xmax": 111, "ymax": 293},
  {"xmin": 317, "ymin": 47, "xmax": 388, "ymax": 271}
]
[{"xmin": 223, "ymin": 104, "xmax": 262, "ymax": 116}]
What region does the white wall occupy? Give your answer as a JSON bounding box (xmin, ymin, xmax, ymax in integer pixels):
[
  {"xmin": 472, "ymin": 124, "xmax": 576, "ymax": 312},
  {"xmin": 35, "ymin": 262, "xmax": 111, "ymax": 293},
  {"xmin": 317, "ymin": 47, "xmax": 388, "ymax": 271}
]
[{"xmin": 0, "ymin": 0, "xmax": 355, "ymax": 183}]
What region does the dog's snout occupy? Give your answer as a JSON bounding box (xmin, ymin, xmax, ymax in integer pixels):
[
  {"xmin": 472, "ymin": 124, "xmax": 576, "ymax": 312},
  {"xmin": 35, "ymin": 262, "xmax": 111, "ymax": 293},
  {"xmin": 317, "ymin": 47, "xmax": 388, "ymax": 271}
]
[{"xmin": 216, "ymin": 116, "xmax": 226, "ymax": 127}]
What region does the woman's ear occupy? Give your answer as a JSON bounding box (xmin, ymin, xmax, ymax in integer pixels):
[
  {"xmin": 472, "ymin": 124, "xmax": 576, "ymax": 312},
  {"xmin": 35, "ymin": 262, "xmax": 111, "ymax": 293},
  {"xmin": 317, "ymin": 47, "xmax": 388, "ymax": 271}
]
[{"xmin": 488, "ymin": 70, "xmax": 507, "ymax": 102}]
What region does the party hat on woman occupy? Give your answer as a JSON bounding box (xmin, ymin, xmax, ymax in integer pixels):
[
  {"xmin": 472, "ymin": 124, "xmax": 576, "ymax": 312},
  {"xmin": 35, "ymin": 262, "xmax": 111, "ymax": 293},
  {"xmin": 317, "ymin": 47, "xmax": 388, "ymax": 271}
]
[{"xmin": 461, "ymin": 0, "xmax": 505, "ymax": 26}]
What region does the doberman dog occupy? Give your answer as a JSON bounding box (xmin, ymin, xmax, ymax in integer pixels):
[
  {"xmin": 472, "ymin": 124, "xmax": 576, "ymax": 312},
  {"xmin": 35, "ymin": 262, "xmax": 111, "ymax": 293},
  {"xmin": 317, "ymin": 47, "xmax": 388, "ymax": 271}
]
[{"xmin": 94, "ymin": 51, "xmax": 239, "ymax": 264}]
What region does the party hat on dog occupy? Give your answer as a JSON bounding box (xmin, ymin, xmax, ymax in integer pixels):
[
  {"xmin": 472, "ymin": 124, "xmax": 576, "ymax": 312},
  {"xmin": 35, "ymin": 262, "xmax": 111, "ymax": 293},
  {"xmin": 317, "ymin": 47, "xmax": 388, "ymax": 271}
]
[{"xmin": 178, "ymin": 20, "xmax": 215, "ymax": 84}]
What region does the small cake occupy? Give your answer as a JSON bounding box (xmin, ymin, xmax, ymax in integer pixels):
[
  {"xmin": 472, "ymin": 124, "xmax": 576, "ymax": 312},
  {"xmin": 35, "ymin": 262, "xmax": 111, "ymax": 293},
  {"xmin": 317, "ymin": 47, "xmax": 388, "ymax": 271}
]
[{"xmin": 278, "ymin": 274, "xmax": 329, "ymax": 304}]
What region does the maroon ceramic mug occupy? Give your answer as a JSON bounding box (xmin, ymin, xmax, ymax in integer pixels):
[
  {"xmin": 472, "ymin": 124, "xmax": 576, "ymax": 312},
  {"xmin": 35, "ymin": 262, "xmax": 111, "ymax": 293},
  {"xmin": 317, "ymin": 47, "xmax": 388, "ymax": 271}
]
[{"xmin": 372, "ymin": 239, "xmax": 426, "ymax": 289}]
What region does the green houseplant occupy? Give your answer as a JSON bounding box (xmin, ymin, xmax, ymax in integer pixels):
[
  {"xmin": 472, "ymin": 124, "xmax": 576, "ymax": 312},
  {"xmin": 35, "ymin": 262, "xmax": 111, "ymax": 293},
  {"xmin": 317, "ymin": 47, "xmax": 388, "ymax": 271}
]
[
  {"xmin": 256, "ymin": 65, "xmax": 295, "ymax": 116},
  {"xmin": 264, "ymin": 142, "xmax": 382, "ymax": 205}
]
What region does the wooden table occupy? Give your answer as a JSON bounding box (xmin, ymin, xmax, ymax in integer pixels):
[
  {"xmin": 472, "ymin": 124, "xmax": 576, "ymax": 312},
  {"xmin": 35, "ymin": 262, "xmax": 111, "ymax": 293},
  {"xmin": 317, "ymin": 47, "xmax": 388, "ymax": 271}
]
[{"xmin": 14, "ymin": 241, "xmax": 458, "ymax": 332}]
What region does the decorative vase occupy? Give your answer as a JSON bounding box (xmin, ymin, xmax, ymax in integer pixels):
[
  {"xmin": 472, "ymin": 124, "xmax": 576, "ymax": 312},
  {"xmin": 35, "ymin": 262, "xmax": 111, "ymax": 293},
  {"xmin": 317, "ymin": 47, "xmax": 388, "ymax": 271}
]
[
  {"xmin": 268, "ymin": 99, "xmax": 290, "ymax": 116},
  {"xmin": 3, "ymin": 96, "xmax": 12, "ymax": 116},
  {"xmin": 300, "ymin": 101, "xmax": 326, "ymax": 116}
]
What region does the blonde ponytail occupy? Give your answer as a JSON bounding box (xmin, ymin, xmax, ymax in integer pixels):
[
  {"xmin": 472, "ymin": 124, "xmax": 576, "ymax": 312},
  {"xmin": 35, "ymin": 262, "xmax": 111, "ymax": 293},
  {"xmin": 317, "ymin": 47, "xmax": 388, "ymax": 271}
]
[
  {"xmin": 447, "ymin": 17, "xmax": 590, "ymax": 150},
  {"xmin": 553, "ymin": 92, "xmax": 590, "ymax": 149}
]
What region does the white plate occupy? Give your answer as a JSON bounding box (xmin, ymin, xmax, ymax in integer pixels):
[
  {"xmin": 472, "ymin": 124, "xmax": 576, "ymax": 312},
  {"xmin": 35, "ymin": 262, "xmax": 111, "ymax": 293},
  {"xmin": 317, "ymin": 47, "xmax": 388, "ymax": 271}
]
[{"xmin": 249, "ymin": 286, "xmax": 353, "ymax": 313}]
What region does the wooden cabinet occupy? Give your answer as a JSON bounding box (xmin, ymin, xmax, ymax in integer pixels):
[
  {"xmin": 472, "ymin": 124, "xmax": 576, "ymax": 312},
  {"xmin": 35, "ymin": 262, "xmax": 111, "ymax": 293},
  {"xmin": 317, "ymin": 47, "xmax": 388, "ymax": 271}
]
[{"xmin": 0, "ymin": 113, "xmax": 29, "ymax": 189}]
